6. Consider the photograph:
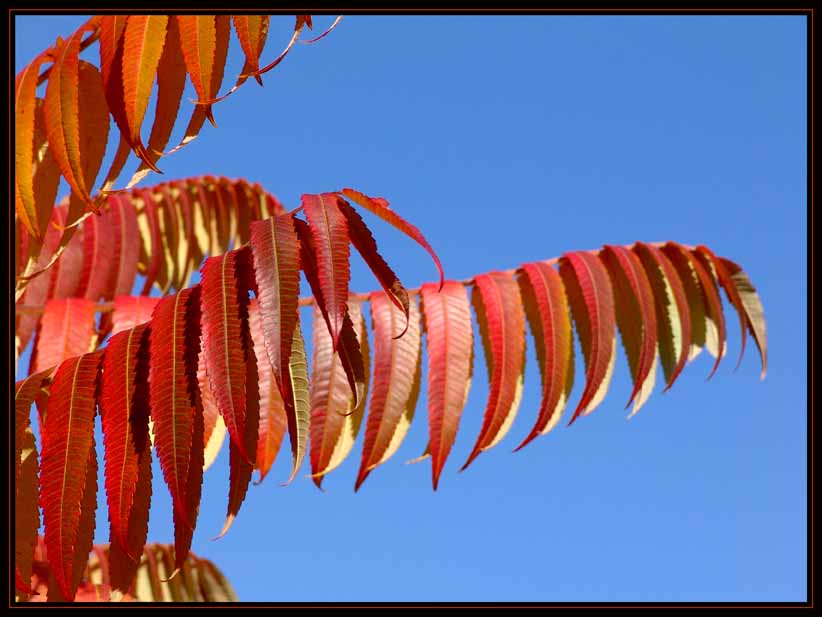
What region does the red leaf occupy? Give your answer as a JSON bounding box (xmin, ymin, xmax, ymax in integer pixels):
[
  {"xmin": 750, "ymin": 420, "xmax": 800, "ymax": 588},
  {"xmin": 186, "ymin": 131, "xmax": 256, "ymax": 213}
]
[
  {"xmin": 248, "ymin": 299, "xmax": 287, "ymax": 483},
  {"xmin": 78, "ymin": 208, "xmax": 118, "ymax": 301},
  {"xmin": 172, "ymin": 386, "xmax": 204, "ymax": 573},
  {"xmin": 216, "ymin": 308, "xmax": 259, "ymax": 539},
  {"xmin": 149, "ymin": 287, "xmax": 202, "ymax": 527},
  {"xmin": 633, "ymin": 242, "xmax": 692, "ymax": 390},
  {"xmin": 661, "ymin": 242, "xmax": 727, "ymax": 379},
  {"xmin": 39, "ymin": 351, "xmax": 102, "ymax": 600},
  {"xmin": 199, "ymin": 351, "xmax": 224, "ymax": 473},
  {"xmin": 309, "ymin": 301, "xmax": 369, "ymax": 488},
  {"xmin": 420, "ymin": 281, "xmax": 473, "ymax": 489},
  {"xmin": 32, "ymin": 298, "xmax": 97, "ymax": 374},
  {"xmin": 339, "ymin": 188, "xmax": 444, "ymax": 289},
  {"xmin": 600, "ymin": 245, "xmax": 658, "ymax": 413},
  {"xmin": 109, "ymin": 194, "xmax": 142, "ymax": 298},
  {"xmin": 15, "ymin": 369, "xmax": 53, "ymax": 488},
  {"xmin": 514, "ymin": 263, "xmax": 574, "ymax": 451},
  {"xmin": 558, "ymin": 252, "xmax": 617, "ymax": 425},
  {"xmin": 108, "ymin": 415, "xmax": 152, "ymax": 597},
  {"xmin": 355, "ymin": 293, "xmax": 422, "ymax": 491},
  {"xmin": 100, "ymin": 324, "xmax": 151, "ymax": 555},
  {"xmin": 15, "ymin": 428, "xmax": 40, "ymax": 598},
  {"xmin": 200, "ymin": 251, "xmax": 252, "ymax": 463},
  {"xmin": 112, "ymin": 295, "xmax": 160, "ymax": 336},
  {"xmin": 294, "ymin": 217, "xmax": 364, "ymax": 408},
  {"xmin": 337, "ymin": 197, "xmax": 410, "ymax": 335},
  {"xmin": 301, "ymin": 193, "xmax": 351, "ymax": 350},
  {"xmin": 461, "ymin": 271, "xmax": 526, "ymax": 470},
  {"xmin": 122, "ymin": 16, "xmax": 169, "ymax": 171},
  {"xmin": 249, "ymin": 214, "xmax": 300, "ymax": 404}
]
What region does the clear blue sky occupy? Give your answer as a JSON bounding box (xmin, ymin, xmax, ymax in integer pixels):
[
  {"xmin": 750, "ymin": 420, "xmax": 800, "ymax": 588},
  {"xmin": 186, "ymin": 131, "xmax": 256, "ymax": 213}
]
[{"xmin": 15, "ymin": 14, "xmax": 807, "ymax": 602}]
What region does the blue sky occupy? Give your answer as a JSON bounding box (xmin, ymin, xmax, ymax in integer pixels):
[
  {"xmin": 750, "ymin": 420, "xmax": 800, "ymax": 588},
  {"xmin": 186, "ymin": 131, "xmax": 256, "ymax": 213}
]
[{"xmin": 15, "ymin": 14, "xmax": 807, "ymax": 602}]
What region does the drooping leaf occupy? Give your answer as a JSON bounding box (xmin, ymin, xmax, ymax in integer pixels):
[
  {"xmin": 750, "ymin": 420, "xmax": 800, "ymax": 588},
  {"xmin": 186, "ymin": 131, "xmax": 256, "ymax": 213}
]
[
  {"xmin": 599, "ymin": 245, "xmax": 658, "ymax": 415},
  {"xmin": 294, "ymin": 217, "xmax": 364, "ymax": 407},
  {"xmin": 462, "ymin": 271, "xmax": 526, "ymax": 470},
  {"xmin": 693, "ymin": 245, "xmax": 755, "ymax": 373},
  {"xmin": 660, "ymin": 243, "xmax": 709, "ymax": 363},
  {"xmin": 128, "ymin": 16, "xmax": 187, "ymax": 187},
  {"xmin": 356, "ymin": 292, "xmax": 422, "ymax": 490},
  {"xmin": 43, "ymin": 30, "xmax": 91, "ymax": 206},
  {"xmin": 175, "ymin": 15, "xmax": 230, "ymax": 129},
  {"xmin": 15, "ymin": 429, "xmax": 40, "ymax": 596},
  {"xmin": 309, "ymin": 301, "xmax": 369, "ymax": 488},
  {"xmin": 148, "ymin": 287, "xmax": 201, "ymax": 528},
  {"xmin": 337, "ymin": 197, "xmax": 410, "ymax": 333},
  {"xmin": 249, "ymin": 213, "xmax": 300, "ymax": 403},
  {"xmin": 301, "ymin": 193, "xmax": 351, "ymax": 350},
  {"xmin": 121, "ymin": 15, "xmax": 169, "ymax": 170},
  {"xmin": 136, "ymin": 188, "xmax": 165, "ymax": 294},
  {"xmin": 248, "ymin": 298, "xmax": 287, "ymax": 483},
  {"xmin": 78, "ymin": 207, "xmax": 117, "ymax": 301},
  {"xmin": 200, "ymin": 250, "xmax": 252, "ymax": 463},
  {"xmin": 232, "ymin": 15, "xmax": 269, "ymax": 86},
  {"xmin": 339, "ymin": 187, "xmax": 444, "ymax": 289},
  {"xmin": 633, "ymin": 242, "xmax": 691, "ymax": 390},
  {"xmin": 16, "ymin": 51, "xmax": 56, "ymax": 240},
  {"xmin": 172, "ymin": 396, "xmax": 204, "ymax": 573},
  {"xmin": 514, "ymin": 263, "xmax": 574, "ymax": 451},
  {"xmin": 108, "ymin": 421, "xmax": 152, "ymax": 599},
  {"xmin": 99, "ymin": 15, "xmax": 130, "ymax": 180},
  {"xmin": 199, "ymin": 351, "xmax": 227, "ymax": 473},
  {"xmin": 112, "ymin": 295, "xmax": 161, "ymax": 336},
  {"xmin": 39, "ymin": 351, "xmax": 102, "ymax": 600},
  {"xmin": 69, "ymin": 443, "xmax": 99, "ymax": 602},
  {"xmin": 99, "ymin": 324, "xmax": 151, "ymax": 555},
  {"xmin": 283, "ymin": 322, "xmax": 311, "ymax": 484},
  {"xmin": 109, "ymin": 194, "xmax": 142, "ymax": 298},
  {"xmin": 15, "ymin": 368, "xmax": 53, "ymax": 487},
  {"xmin": 47, "ymin": 215, "xmax": 85, "ymax": 300},
  {"xmin": 561, "ymin": 252, "xmax": 619, "ymax": 425},
  {"xmin": 32, "ymin": 298, "xmax": 97, "ymax": 374},
  {"xmin": 216, "ymin": 288, "xmax": 259, "ymax": 539},
  {"xmin": 717, "ymin": 258, "xmax": 767, "ymax": 379},
  {"xmin": 419, "ymin": 281, "xmax": 473, "ymax": 488}
]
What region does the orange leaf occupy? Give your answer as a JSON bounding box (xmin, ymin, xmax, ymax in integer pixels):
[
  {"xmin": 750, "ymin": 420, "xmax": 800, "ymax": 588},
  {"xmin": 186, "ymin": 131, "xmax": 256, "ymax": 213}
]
[
  {"xmin": 15, "ymin": 51, "xmax": 54, "ymax": 240},
  {"xmin": 122, "ymin": 15, "xmax": 169, "ymax": 171}
]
